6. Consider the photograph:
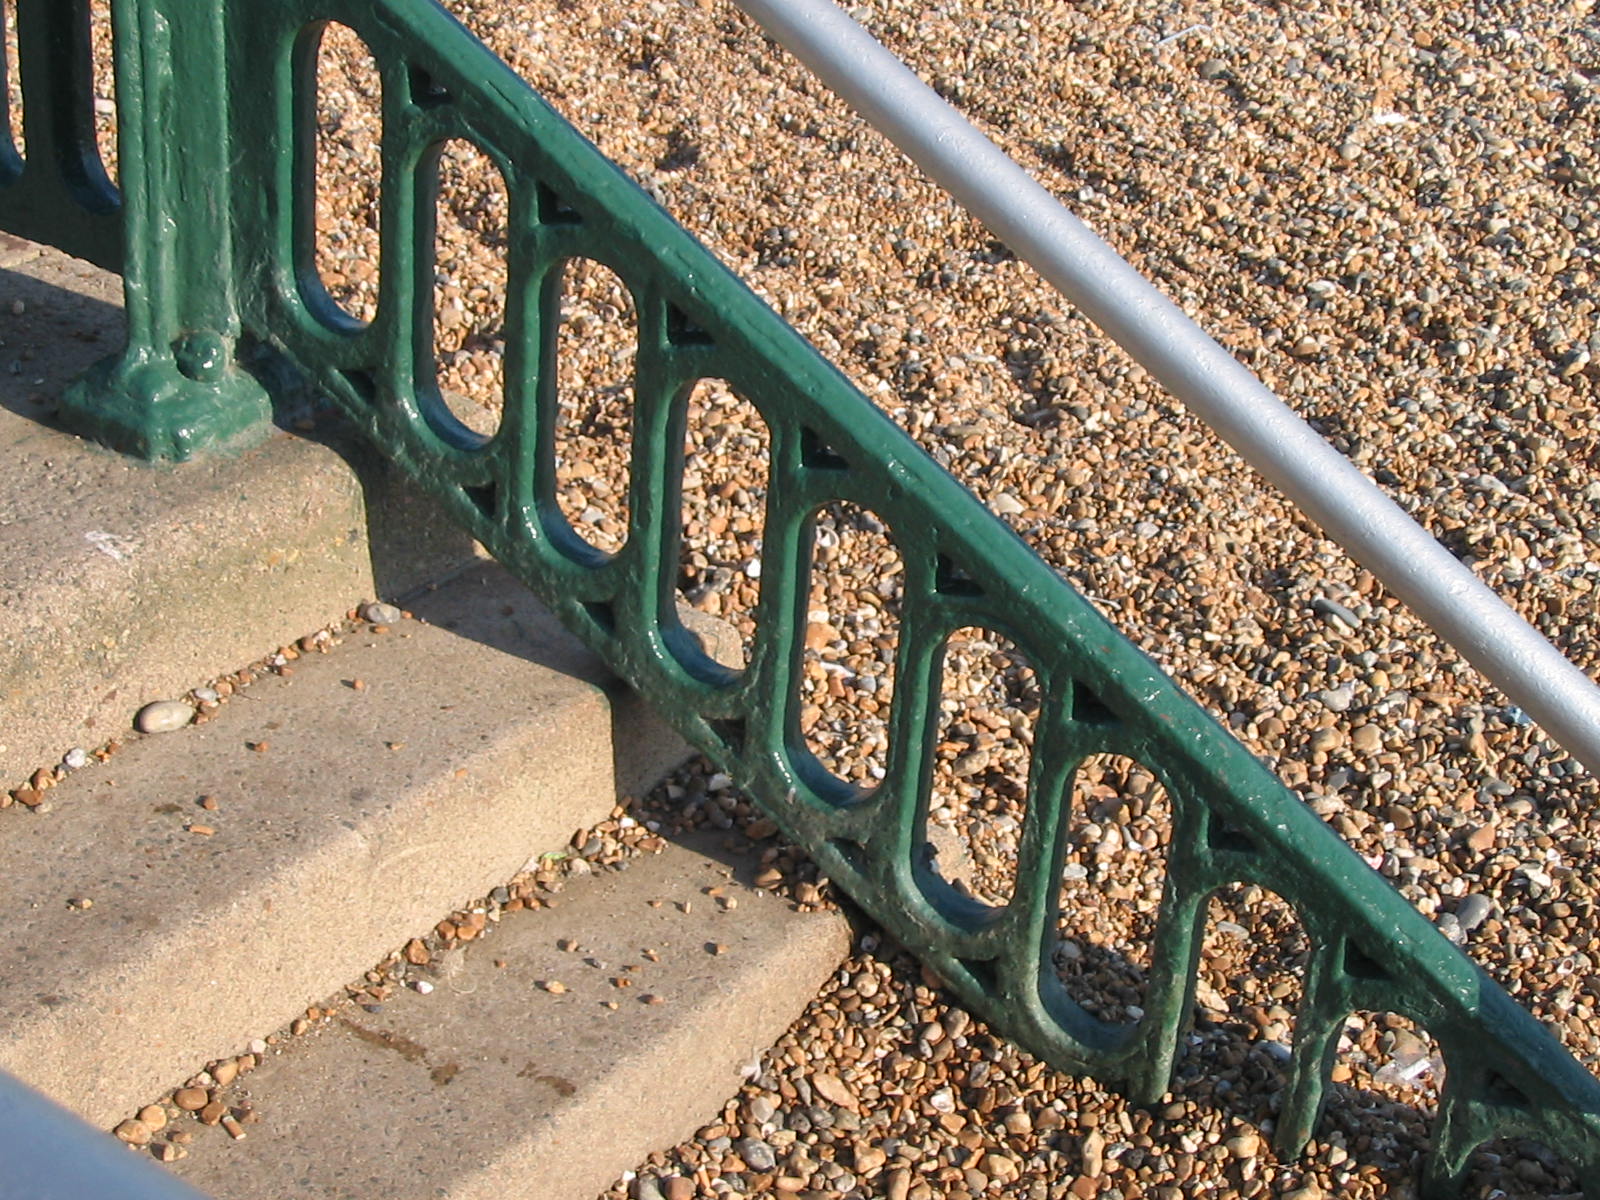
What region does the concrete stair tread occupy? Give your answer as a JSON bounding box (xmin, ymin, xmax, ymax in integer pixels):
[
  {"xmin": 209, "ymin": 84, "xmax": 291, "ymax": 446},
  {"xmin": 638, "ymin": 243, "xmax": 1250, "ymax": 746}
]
[
  {"xmin": 0, "ymin": 239, "xmax": 476, "ymax": 784},
  {"xmin": 167, "ymin": 834, "xmax": 848, "ymax": 1200},
  {"xmin": 0, "ymin": 238, "xmax": 846, "ymax": 1200},
  {"xmin": 0, "ymin": 561, "xmax": 689, "ymax": 1129}
]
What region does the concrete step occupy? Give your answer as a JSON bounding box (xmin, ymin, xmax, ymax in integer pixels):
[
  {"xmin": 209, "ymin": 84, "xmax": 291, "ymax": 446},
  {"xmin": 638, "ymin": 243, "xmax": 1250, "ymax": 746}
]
[
  {"xmin": 0, "ymin": 238, "xmax": 475, "ymax": 786},
  {"xmin": 1, "ymin": 236, "xmax": 849, "ymax": 1199},
  {"xmin": 0, "ymin": 562, "xmax": 703, "ymax": 1130},
  {"xmin": 167, "ymin": 833, "xmax": 848, "ymax": 1200}
]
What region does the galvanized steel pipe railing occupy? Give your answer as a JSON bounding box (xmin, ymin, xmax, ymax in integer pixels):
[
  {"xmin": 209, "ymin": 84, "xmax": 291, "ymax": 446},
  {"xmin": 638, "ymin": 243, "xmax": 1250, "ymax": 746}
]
[
  {"xmin": 730, "ymin": 0, "xmax": 1600, "ymax": 778},
  {"xmin": 0, "ymin": 1069, "xmax": 215, "ymax": 1200}
]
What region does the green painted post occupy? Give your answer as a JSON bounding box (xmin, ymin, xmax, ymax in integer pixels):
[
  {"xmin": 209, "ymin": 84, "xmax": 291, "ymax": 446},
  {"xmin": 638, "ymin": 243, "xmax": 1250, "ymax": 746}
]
[
  {"xmin": 56, "ymin": 0, "xmax": 269, "ymax": 460},
  {"xmin": 0, "ymin": 0, "xmax": 120, "ymax": 269}
]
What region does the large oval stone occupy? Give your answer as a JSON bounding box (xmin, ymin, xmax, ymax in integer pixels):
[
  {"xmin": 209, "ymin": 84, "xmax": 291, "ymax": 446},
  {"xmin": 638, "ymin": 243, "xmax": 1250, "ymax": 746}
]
[{"xmin": 134, "ymin": 699, "xmax": 195, "ymax": 734}]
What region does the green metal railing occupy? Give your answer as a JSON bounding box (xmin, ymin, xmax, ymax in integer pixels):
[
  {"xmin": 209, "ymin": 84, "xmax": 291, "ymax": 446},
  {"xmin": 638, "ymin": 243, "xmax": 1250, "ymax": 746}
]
[
  {"xmin": 0, "ymin": 0, "xmax": 119, "ymax": 272},
  {"xmin": 6, "ymin": 3, "xmax": 1600, "ymax": 1194}
]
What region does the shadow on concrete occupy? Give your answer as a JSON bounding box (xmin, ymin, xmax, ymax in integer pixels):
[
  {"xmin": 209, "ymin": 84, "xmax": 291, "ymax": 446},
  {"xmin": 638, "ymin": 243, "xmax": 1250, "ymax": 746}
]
[
  {"xmin": 294, "ymin": 416, "xmax": 488, "ymax": 620},
  {"xmin": 0, "ymin": 254, "xmax": 482, "ymax": 637},
  {"xmin": 239, "ymin": 341, "xmax": 734, "ymax": 816},
  {"xmin": 0, "ymin": 259, "xmax": 125, "ymax": 423},
  {"xmin": 0, "ymin": 246, "xmax": 773, "ymax": 885}
]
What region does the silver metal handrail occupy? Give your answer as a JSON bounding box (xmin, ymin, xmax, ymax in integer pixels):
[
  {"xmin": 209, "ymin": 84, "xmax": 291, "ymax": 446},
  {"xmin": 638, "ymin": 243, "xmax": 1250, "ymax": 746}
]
[
  {"xmin": 732, "ymin": 0, "xmax": 1600, "ymax": 778},
  {"xmin": 0, "ymin": 1069, "xmax": 213, "ymax": 1200}
]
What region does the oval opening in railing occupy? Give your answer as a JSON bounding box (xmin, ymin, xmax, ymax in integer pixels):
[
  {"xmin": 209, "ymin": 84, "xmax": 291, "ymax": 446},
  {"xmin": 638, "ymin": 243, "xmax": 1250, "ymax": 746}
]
[
  {"xmin": 88, "ymin": 0, "xmax": 114, "ymax": 188},
  {"xmin": 923, "ymin": 627, "xmax": 1040, "ymax": 908},
  {"xmin": 1467, "ymin": 1136, "xmax": 1586, "ymax": 1199},
  {"xmin": 428, "ymin": 138, "xmax": 508, "ymax": 442},
  {"xmin": 2, "ymin": 0, "xmax": 21, "ymax": 165},
  {"xmin": 1055, "ymin": 753, "xmax": 1172, "ymax": 1025},
  {"xmin": 1178, "ymin": 883, "xmax": 1306, "ymax": 1130},
  {"xmin": 1329, "ymin": 1010, "xmax": 1443, "ymax": 1181},
  {"xmin": 308, "ymin": 21, "xmax": 381, "ymax": 327},
  {"xmin": 552, "ymin": 256, "xmax": 637, "ymax": 555},
  {"xmin": 678, "ymin": 378, "xmax": 769, "ymax": 671},
  {"xmin": 799, "ymin": 501, "xmax": 902, "ymax": 791}
]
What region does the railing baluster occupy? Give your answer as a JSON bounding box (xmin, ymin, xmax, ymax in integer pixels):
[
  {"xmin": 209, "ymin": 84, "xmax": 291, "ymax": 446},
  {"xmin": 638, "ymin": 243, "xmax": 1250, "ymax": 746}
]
[
  {"xmin": 499, "ymin": 170, "xmax": 547, "ymax": 550},
  {"xmin": 1275, "ymin": 933, "xmax": 1349, "ymax": 1158},
  {"xmin": 0, "ymin": 0, "xmax": 117, "ymax": 262}
]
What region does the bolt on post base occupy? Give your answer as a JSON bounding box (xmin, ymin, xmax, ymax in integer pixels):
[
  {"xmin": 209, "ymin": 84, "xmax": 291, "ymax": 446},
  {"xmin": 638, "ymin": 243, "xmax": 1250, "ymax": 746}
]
[{"xmin": 58, "ymin": 338, "xmax": 272, "ymax": 462}]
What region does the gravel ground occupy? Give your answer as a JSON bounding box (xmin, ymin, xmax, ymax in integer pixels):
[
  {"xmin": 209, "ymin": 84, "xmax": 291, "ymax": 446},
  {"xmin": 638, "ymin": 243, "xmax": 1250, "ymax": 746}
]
[
  {"xmin": 603, "ymin": 760, "xmax": 1549, "ymax": 1200},
  {"xmin": 337, "ymin": 4, "xmax": 1594, "ymax": 1195},
  {"xmin": 21, "ymin": 0, "xmax": 1600, "ymax": 1196}
]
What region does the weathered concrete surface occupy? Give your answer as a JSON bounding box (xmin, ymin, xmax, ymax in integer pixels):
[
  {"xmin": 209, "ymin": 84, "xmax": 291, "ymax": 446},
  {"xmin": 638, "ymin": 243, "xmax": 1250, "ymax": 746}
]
[
  {"xmin": 0, "ymin": 240, "xmax": 476, "ymax": 785},
  {"xmin": 0, "ymin": 565, "xmax": 665, "ymax": 1130},
  {"xmin": 404, "ymin": 567, "xmax": 742, "ymax": 803},
  {"xmin": 171, "ymin": 837, "xmax": 850, "ymax": 1200}
]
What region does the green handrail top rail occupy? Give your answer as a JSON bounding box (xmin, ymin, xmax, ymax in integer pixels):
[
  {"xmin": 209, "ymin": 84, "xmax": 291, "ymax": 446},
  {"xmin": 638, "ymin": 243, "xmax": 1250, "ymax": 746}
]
[{"xmin": 3, "ymin": 3, "xmax": 1598, "ymax": 1195}]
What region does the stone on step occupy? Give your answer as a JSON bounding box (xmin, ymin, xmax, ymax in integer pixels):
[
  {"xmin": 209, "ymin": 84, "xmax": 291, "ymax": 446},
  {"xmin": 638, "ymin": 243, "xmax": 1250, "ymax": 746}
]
[
  {"xmin": 0, "ymin": 238, "xmax": 475, "ymax": 784},
  {"xmin": 168, "ymin": 835, "xmax": 848, "ymax": 1200},
  {"xmin": 0, "ymin": 562, "xmax": 659, "ymax": 1129}
]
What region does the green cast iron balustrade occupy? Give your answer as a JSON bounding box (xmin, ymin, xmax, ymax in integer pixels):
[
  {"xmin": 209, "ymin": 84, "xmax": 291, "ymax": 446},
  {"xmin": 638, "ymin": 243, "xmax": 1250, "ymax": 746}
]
[
  {"xmin": 5, "ymin": 3, "xmax": 1600, "ymax": 1194},
  {"xmin": 0, "ymin": 0, "xmax": 119, "ymax": 272}
]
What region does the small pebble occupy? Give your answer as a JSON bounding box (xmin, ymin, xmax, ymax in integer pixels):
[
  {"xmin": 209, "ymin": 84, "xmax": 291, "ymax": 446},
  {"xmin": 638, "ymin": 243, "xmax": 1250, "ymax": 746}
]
[
  {"xmin": 1310, "ymin": 595, "xmax": 1361, "ymax": 629},
  {"xmin": 1456, "ymin": 893, "xmax": 1494, "ymax": 932},
  {"xmin": 134, "ymin": 700, "xmax": 195, "ymax": 735},
  {"xmin": 1319, "ymin": 684, "xmax": 1355, "ymax": 713},
  {"xmin": 172, "ymin": 1088, "xmax": 209, "ymax": 1112},
  {"xmin": 991, "ymin": 492, "xmax": 1025, "ymax": 516},
  {"xmin": 113, "ymin": 1119, "xmax": 152, "ymax": 1146},
  {"xmin": 738, "ymin": 1137, "xmax": 777, "ymax": 1171},
  {"xmin": 1226, "ymin": 1133, "xmax": 1259, "ymax": 1159},
  {"xmin": 1080, "ymin": 1128, "xmax": 1106, "ymax": 1176},
  {"xmin": 362, "ymin": 601, "xmax": 403, "ymax": 625}
]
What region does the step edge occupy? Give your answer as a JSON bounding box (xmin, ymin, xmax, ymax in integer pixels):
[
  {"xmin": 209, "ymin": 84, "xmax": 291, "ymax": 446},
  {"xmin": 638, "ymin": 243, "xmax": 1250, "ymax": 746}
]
[{"xmin": 0, "ymin": 685, "xmax": 621, "ymax": 1128}]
